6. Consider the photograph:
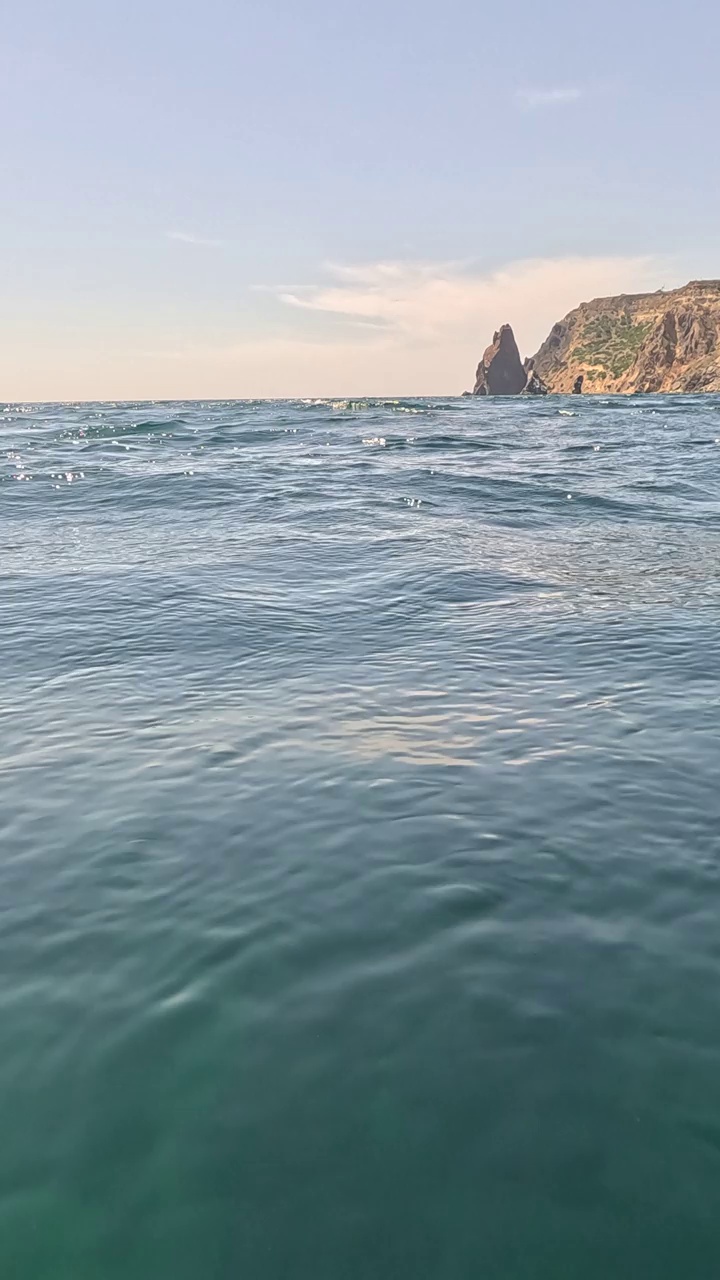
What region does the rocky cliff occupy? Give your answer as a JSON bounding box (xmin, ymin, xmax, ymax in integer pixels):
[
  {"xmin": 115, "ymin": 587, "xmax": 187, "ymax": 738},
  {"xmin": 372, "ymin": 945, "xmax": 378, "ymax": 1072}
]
[
  {"xmin": 531, "ymin": 280, "xmax": 720, "ymax": 394},
  {"xmin": 473, "ymin": 324, "xmax": 528, "ymax": 395}
]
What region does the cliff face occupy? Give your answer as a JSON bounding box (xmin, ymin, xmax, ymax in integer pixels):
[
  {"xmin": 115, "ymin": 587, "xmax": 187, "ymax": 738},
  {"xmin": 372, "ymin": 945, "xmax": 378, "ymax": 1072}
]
[{"xmin": 531, "ymin": 280, "xmax": 720, "ymax": 394}]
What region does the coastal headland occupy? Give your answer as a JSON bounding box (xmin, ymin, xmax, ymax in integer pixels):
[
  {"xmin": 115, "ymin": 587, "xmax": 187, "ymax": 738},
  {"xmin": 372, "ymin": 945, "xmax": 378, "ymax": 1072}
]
[{"xmin": 471, "ymin": 280, "xmax": 720, "ymax": 395}]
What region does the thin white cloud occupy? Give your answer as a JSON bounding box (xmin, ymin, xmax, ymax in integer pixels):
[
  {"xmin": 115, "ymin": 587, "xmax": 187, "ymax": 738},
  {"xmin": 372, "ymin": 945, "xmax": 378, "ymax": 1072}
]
[
  {"xmin": 166, "ymin": 230, "xmax": 222, "ymax": 247},
  {"xmin": 516, "ymin": 87, "xmax": 582, "ymax": 109},
  {"xmin": 278, "ymin": 290, "xmax": 391, "ymax": 329},
  {"xmin": 271, "ymin": 255, "xmax": 661, "ymax": 353}
]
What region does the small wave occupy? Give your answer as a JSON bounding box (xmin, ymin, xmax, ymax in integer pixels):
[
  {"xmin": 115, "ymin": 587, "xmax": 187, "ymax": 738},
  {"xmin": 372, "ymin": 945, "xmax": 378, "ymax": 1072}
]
[
  {"xmin": 321, "ymin": 399, "xmax": 431, "ymax": 414},
  {"xmin": 414, "ymin": 434, "xmax": 500, "ymax": 452}
]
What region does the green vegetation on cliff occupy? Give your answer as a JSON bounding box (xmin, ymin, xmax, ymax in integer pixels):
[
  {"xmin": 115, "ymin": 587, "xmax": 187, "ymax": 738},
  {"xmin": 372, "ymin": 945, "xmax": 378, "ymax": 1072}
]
[{"xmin": 570, "ymin": 314, "xmax": 652, "ymax": 379}]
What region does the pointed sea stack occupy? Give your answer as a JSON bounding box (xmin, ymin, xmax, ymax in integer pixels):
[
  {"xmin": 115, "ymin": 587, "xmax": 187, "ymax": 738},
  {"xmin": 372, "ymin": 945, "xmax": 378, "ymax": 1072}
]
[{"xmin": 473, "ymin": 324, "xmax": 527, "ymax": 395}]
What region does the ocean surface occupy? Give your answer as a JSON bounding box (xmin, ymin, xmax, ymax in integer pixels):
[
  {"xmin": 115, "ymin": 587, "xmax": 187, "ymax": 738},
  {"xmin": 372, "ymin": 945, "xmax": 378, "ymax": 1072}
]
[{"xmin": 2, "ymin": 395, "xmax": 720, "ymax": 1278}]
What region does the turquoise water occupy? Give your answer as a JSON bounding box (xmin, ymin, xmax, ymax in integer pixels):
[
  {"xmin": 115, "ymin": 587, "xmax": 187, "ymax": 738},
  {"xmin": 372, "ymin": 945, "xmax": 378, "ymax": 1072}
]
[{"xmin": 3, "ymin": 395, "xmax": 720, "ymax": 1278}]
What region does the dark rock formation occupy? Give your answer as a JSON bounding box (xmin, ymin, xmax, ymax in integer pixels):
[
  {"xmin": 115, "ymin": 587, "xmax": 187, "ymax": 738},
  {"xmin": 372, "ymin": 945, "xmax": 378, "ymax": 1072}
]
[
  {"xmin": 572, "ymin": 374, "xmax": 584, "ymax": 394},
  {"xmin": 522, "ymin": 359, "xmax": 549, "ymax": 395},
  {"xmin": 473, "ymin": 324, "xmax": 527, "ymax": 396}
]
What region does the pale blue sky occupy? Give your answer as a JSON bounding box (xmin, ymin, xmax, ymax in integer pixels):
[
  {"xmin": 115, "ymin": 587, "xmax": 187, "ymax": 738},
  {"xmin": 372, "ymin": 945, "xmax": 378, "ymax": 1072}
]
[{"xmin": 3, "ymin": 0, "xmax": 719, "ymax": 397}]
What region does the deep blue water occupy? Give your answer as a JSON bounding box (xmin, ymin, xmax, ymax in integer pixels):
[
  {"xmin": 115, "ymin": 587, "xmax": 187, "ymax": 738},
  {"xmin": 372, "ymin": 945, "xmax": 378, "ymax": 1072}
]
[{"xmin": 3, "ymin": 395, "xmax": 720, "ymax": 1278}]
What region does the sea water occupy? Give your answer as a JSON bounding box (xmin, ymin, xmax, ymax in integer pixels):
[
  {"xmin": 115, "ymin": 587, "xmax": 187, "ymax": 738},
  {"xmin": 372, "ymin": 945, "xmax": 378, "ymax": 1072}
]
[{"xmin": 2, "ymin": 395, "xmax": 720, "ymax": 1278}]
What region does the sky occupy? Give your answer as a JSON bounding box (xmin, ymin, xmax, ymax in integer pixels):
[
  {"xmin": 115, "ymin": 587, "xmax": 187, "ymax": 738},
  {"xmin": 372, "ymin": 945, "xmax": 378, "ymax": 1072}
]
[{"xmin": 2, "ymin": 0, "xmax": 720, "ymax": 399}]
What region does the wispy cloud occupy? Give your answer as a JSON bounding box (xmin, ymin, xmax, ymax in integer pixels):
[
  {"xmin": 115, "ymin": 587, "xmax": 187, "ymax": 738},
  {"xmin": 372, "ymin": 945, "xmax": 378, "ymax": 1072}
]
[
  {"xmin": 515, "ymin": 87, "xmax": 582, "ymax": 109},
  {"xmin": 166, "ymin": 230, "xmax": 222, "ymax": 247},
  {"xmin": 271, "ymin": 255, "xmax": 660, "ymax": 350}
]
